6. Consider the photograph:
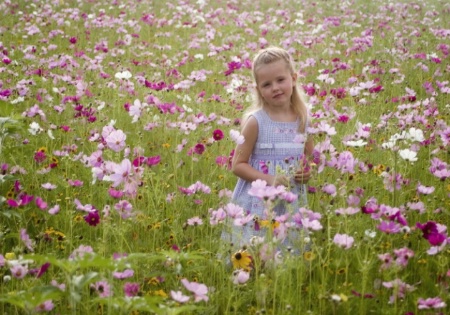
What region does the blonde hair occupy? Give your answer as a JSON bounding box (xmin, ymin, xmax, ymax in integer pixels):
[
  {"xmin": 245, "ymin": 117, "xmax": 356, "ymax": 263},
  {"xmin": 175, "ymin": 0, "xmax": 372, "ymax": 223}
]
[{"xmin": 243, "ymin": 46, "xmax": 308, "ymax": 133}]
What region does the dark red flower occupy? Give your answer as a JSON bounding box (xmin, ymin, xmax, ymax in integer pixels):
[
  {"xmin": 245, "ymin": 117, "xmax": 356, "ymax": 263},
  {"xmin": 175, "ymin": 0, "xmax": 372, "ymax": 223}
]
[
  {"xmin": 194, "ymin": 143, "xmax": 205, "ymax": 155},
  {"xmin": 84, "ymin": 210, "xmax": 100, "ymax": 227},
  {"xmin": 213, "ymin": 129, "xmax": 224, "ymax": 141}
]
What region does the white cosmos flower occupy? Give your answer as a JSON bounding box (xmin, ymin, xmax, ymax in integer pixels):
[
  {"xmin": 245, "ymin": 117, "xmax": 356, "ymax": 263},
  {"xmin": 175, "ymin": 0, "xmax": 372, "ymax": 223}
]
[
  {"xmin": 344, "ymin": 139, "xmax": 367, "ymax": 147},
  {"xmin": 399, "ymin": 149, "xmax": 418, "ymax": 162},
  {"xmin": 28, "ymin": 122, "xmax": 43, "ymax": 135},
  {"xmin": 114, "ymin": 70, "xmax": 132, "ymax": 79},
  {"xmin": 407, "ymin": 127, "xmax": 425, "ymax": 142}
]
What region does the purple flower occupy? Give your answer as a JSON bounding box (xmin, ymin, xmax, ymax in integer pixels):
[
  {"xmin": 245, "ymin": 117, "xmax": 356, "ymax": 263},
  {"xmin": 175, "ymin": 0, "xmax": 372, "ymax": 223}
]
[{"xmin": 69, "ymin": 37, "xmax": 77, "ymax": 44}]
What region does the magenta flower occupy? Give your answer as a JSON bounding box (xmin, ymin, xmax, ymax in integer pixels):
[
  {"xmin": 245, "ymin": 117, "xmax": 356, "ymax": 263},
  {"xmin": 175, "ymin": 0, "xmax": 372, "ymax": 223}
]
[
  {"xmin": 224, "ymin": 61, "xmax": 242, "ymax": 76},
  {"xmin": 36, "ymin": 262, "xmax": 51, "ymax": 278},
  {"xmin": 212, "ymin": 129, "xmax": 224, "ymax": 141},
  {"xmin": 146, "ymin": 155, "xmax": 161, "ymax": 166},
  {"xmin": 333, "ymin": 233, "xmax": 354, "ymax": 249},
  {"xmin": 108, "ymin": 187, "xmax": 124, "ymax": 199},
  {"xmin": 35, "ymin": 197, "xmax": 48, "ymax": 210},
  {"xmin": 193, "ymin": 143, "xmax": 205, "ymax": 155},
  {"xmin": 84, "ymin": 210, "xmax": 100, "ymax": 227},
  {"xmin": 123, "ymin": 282, "xmax": 140, "ymax": 297},
  {"xmin": 34, "ymin": 150, "xmax": 46, "ymax": 163},
  {"xmin": 69, "ymin": 37, "xmax": 77, "ymax": 44},
  {"xmin": 416, "ymin": 221, "xmax": 446, "ymax": 246}
]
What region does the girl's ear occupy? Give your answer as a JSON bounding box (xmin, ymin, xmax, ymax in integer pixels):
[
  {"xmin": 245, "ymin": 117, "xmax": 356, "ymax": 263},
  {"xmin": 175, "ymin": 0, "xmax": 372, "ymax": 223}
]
[{"xmin": 292, "ymin": 73, "xmax": 298, "ymax": 85}]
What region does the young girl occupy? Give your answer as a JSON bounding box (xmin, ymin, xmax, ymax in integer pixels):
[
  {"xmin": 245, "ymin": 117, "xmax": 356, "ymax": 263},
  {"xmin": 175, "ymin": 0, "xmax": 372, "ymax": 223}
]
[{"xmin": 229, "ymin": 46, "xmax": 314, "ymax": 248}]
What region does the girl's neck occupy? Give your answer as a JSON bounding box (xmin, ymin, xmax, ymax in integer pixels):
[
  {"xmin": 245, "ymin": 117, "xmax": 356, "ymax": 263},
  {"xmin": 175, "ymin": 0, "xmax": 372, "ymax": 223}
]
[{"xmin": 263, "ymin": 106, "xmax": 297, "ymax": 122}]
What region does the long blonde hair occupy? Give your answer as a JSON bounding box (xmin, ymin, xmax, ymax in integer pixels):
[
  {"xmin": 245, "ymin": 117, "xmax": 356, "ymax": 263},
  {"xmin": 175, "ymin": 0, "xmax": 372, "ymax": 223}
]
[{"xmin": 243, "ymin": 46, "xmax": 308, "ymax": 133}]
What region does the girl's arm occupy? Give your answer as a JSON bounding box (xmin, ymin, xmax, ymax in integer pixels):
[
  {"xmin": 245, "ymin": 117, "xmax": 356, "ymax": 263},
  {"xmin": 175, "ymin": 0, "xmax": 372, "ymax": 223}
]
[
  {"xmin": 231, "ymin": 116, "xmax": 287, "ymax": 186},
  {"xmin": 294, "ymin": 135, "xmax": 314, "ymax": 184}
]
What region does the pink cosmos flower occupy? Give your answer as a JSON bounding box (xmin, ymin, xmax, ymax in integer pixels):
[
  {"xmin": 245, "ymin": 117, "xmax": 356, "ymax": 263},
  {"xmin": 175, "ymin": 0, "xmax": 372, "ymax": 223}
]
[
  {"xmin": 69, "ymin": 245, "xmax": 94, "ymax": 260},
  {"xmin": 114, "ymin": 200, "xmax": 133, "ymax": 219},
  {"xmin": 35, "ymin": 197, "xmax": 48, "ymax": 210},
  {"xmin": 109, "ymin": 159, "xmax": 132, "ymax": 187},
  {"xmin": 230, "ymin": 129, "xmax": 245, "ymax": 144},
  {"xmin": 377, "ymin": 221, "xmax": 401, "ymax": 234},
  {"xmin": 90, "ymin": 280, "xmax": 112, "ymax": 298},
  {"xmin": 48, "ymin": 205, "xmax": 60, "ymax": 215},
  {"xmin": 10, "ymin": 264, "xmax": 28, "ymax": 279},
  {"xmin": 418, "ymin": 297, "xmax": 446, "ymax": 309},
  {"xmin": 187, "ymin": 216, "xmax": 203, "ymax": 226},
  {"xmin": 333, "ymin": 233, "xmax": 354, "ymax": 249},
  {"xmin": 378, "ymin": 253, "xmax": 393, "ymax": 270},
  {"xmin": 181, "ymin": 278, "xmax": 209, "ymax": 302},
  {"xmin": 170, "ymin": 290, "xmax": 190, "ymax": 303},
  {"xmin": 34, "ymin": 300, "xmax": 54, "ymax": 312},
  {"xmin": 382, "ymin": 279, "xmax": 415, "ymax": 304},
  {"xmin": 322, "ymin": 184, "xmax": 337, "ymax": 197},
  {"xmin": 20, "ymin": 228, "xmax": 34, "ymax": 252},
  {"xmin": 113, "ymin": 269, "xmax": 134, "ymax": 279},
  {"xmin": 105, "ymin": 129, "xmax": 127, "ymax": 152},
  {"xmin": 394, "ymin": 247, "xmax": 414, "ymax": 267},
  {"xmin": 41, "ymin": 183, "xmax": 57, "ymax": 190},
  {"xmin": 232, "ymin": 269, "xmax": 250, "ymax": 285}
]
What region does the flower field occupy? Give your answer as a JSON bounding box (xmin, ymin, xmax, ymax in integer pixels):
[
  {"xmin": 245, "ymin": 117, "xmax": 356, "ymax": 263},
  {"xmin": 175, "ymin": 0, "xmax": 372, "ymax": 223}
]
[{"xmin": 0, "ymin": 0, "xmax": 449, "ymax": 314}]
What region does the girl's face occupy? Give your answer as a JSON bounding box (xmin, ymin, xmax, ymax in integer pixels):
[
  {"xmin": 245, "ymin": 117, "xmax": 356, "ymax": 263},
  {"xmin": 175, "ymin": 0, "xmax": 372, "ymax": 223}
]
[{"xmin": 255, "ymin": 59, "xmax": 297, "ymax": 109}]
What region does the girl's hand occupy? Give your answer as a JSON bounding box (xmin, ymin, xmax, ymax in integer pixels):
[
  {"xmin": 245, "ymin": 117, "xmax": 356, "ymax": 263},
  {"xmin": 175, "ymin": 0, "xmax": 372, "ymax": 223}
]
[
  {"xmin": 272, "ymin": 174, "xmax": 290, "ymax": 187},
  {"xmin": 294, "ymin": 165, "xmax": 313, "ymax": 184}
]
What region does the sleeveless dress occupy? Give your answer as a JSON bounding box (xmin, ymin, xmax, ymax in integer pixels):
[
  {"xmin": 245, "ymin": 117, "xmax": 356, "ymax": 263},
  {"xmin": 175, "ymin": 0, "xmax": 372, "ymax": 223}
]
[{"xmin": 227, "ymin": 109, "xmax": 308, "ymax": 248}]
